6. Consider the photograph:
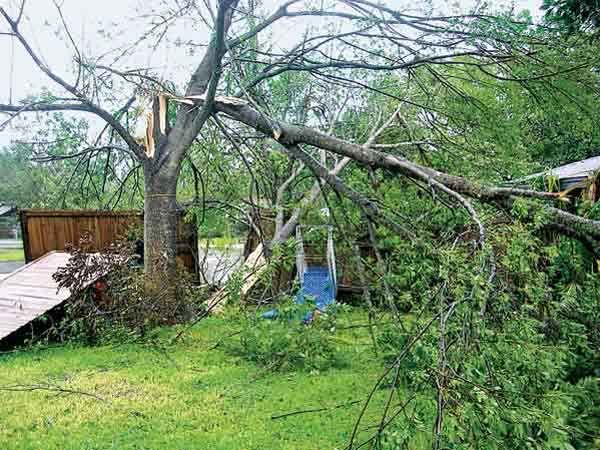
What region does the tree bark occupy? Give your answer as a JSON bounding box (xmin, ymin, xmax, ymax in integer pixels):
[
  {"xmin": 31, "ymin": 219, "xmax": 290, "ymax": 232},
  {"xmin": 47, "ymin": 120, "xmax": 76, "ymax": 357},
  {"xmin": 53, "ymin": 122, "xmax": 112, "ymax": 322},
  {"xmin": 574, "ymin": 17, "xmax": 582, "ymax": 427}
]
[
  {"xmin": 139, "ymin": 1, "xmax": 237, "ymax": 281},
  {"xmin": 143, "ymin": 165, "xmax": 179, "ymax": 280}
]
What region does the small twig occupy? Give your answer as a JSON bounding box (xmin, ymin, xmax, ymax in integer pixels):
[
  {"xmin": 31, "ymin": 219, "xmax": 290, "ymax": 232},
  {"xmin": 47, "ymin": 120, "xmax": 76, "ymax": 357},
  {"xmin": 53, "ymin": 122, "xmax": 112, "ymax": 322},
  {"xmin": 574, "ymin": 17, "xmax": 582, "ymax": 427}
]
[
  {"xmin": 0, "ymin": 383, "xmax": 106, "ymax": 402},
  {"xmin": 206, "ymin": 331, "xmax": 241, "ymax": 350},
  {"xmin": 271, "ymin": 399, "xmax": 361, "ymax": 420}
]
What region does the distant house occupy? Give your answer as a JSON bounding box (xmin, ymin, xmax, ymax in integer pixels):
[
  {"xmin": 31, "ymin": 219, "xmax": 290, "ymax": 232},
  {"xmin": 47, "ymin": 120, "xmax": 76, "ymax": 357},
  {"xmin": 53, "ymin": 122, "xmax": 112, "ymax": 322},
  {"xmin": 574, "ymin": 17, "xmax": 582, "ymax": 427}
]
[{"xmin": 0, "ymin": 203, "xmax": 19, "ymax": 239}]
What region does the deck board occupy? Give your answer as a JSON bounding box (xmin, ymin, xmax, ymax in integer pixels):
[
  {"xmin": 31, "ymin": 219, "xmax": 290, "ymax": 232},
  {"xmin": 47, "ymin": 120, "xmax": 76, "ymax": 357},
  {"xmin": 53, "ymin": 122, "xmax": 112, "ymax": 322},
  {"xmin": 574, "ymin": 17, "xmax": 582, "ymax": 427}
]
[{"xmin": 0, "ymin": 252, "xmax": 80, "ymax": 340}]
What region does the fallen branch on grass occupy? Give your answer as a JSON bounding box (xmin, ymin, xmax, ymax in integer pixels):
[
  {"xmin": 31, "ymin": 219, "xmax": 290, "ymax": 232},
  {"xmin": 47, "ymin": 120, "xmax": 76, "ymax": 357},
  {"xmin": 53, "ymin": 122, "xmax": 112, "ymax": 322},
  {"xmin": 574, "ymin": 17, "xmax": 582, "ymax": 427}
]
[
  {"xmin": 0, "ymin": 382, "xmax": 106, "ymax": 402},
  {"xmin": 271, "ymin": 399, "xmax": 362, "ymax": 420}
]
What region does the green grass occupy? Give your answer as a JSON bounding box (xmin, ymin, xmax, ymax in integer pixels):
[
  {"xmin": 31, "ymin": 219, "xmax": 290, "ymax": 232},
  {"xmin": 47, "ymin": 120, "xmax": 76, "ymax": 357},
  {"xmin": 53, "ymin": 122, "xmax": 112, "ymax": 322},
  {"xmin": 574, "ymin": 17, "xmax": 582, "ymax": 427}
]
[
  {"xmin": 199, "ymin": 236, "xmax": 241, "ymax": 250},
  {"xmin": 0, "ymin": 311, "xmax": 389, "ymax": 450},
  {"xmin": 0, "ymin": 248, "xmax": 24, "ymax": 261}
]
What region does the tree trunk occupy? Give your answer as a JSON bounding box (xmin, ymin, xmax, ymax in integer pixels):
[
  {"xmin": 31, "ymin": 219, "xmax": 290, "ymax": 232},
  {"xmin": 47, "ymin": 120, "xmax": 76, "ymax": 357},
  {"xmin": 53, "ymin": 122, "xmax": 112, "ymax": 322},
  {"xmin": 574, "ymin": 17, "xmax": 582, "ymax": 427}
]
[{"xmin": 143, "ymin": 165, "xmax": 179, "ymax": 280}]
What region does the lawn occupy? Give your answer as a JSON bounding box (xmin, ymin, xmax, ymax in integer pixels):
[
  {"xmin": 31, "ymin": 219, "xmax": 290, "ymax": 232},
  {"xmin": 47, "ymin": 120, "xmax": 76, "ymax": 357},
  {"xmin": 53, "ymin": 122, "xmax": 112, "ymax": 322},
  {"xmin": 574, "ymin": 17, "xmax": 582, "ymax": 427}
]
[
  {"xmin": 0, "ymin": 311, "xmax": 390, "ymax": 450},
  {"xmin": 0, "ymin": 248, "xmax": 24, "ymax": 262},
  {"xmin": 199, "ymin": 236, "xmax": 241, "ymax": 250}
]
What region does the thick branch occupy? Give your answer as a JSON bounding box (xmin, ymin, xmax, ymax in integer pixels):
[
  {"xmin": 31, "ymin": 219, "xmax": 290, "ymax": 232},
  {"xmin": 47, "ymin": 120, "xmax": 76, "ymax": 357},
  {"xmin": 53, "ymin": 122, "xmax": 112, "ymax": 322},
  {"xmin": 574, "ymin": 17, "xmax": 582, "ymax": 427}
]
[
  {"xmin": 212, "ymin": 98, "xmax": 600, "ymax": 241},
  {"xmin": 0, "ymin": 101, "xmax": 90, "ymax": 114},
  {"xmin": 157, "ymin": 0, "xmax": 238, "ymax": 174},
  {"xmin": 274, "ymin": 162, "xmax": 304, "ymax": 234},
  {"xmin": 0, "ymin": 101, "xmax": 144, "ymax": 159}
]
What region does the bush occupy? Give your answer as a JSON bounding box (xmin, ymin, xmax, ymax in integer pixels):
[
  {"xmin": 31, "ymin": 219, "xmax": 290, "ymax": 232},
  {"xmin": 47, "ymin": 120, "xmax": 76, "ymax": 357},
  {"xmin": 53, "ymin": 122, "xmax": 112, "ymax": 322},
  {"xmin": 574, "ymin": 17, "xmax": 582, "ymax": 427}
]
[
  {"xmin": 224, "ymin": 298, "xmax": 341, "ymax": 372},
  {"xmin": 51, "ymin": 233, "xmax": 208, "ymax": 344}
]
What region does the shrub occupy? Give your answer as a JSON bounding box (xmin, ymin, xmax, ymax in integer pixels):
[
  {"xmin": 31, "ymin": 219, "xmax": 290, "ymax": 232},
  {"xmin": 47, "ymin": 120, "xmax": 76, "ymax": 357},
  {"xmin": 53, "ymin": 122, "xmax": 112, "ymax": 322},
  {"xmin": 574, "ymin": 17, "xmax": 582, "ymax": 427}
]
[
  {"xmin": 224, "ymin": 298, "xmax": 341, "ymax": 372},
  {"xmin": 51, "ymin": 233, "xmax": 207, "ymax": 344}
]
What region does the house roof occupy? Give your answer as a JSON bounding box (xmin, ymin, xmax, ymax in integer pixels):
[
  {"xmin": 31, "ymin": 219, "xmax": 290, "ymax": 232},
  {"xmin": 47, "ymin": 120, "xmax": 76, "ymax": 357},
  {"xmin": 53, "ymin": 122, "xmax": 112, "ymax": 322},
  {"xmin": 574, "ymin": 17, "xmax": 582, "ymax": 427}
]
[
  {"xmin": 0, "ymin": 204, "xmax": 16, "ymax": 217},
  {"xmin": 539, "ymin": 155, "xmax": 600, "ymax": 181},
  {"xmin": 512, "ymin": 156, "xmax": 600, "ymax": 190}
]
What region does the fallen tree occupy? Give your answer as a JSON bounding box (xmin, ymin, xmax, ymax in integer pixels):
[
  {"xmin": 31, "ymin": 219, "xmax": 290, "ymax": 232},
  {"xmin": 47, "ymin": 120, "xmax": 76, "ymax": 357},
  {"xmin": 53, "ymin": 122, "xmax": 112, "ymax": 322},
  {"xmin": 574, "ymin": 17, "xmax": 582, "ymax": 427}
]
[
  {"xmin": 206, "ymin": 107, "xmax": 399, "ymax": 309},
  {"xmin": 213, "ymin": 97, "xmax": 600, "ymax": 244}
]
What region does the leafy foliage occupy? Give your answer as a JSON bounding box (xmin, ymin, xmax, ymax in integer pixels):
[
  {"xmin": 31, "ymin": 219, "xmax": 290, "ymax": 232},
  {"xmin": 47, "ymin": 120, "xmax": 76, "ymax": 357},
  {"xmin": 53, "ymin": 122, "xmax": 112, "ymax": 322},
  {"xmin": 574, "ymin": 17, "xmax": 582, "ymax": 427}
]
[
  {"xmin": 543, "ymin": 0, "xmax": 600, "ymax": 32},
  {"xmin": 223, "ymin": 299, "xmax": 342, "ymax": 372},
  {"xmin": 51, "ymin": 233, "xmax": 206, "ymax": 344}
]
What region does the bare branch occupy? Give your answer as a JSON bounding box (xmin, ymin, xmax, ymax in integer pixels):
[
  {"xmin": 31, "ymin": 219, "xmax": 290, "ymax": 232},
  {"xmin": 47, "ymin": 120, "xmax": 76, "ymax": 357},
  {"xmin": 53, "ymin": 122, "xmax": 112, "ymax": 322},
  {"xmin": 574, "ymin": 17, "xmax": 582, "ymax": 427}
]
[{"xmin": 0, "ymin": 5, "xmax": 141, "ymax": 157}]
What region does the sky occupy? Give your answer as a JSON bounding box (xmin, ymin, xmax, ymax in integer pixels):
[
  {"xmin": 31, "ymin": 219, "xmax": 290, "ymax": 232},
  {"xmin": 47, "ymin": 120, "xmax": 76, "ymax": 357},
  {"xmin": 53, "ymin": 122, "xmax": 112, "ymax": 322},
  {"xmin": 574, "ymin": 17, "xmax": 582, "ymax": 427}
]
[{"xmin": 0, "ymin": 0, "xmax": 545, "ymax": 145}]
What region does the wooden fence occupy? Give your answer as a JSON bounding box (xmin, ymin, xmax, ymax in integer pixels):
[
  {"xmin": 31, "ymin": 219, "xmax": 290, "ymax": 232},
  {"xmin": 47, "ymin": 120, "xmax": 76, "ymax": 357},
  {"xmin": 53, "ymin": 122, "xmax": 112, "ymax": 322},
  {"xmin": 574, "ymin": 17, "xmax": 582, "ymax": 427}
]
[{"xmin": 19, "ymin": 209, "xmax": 198, "ymax": 277}]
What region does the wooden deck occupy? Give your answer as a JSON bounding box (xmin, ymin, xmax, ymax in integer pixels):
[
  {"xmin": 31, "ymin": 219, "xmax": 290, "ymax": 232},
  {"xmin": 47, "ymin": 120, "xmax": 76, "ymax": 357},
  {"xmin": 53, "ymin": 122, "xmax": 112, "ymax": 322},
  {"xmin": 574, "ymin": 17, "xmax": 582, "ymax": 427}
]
[{"xmin": 0, "ymin": 252, "xmax": 75, "ymax": 340}]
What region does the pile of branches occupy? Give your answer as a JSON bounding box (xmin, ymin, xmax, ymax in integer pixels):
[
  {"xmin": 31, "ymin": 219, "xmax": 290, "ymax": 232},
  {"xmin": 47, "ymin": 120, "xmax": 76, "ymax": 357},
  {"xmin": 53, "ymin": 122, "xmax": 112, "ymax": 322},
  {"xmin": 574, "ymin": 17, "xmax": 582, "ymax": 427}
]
[{"xmin": 51, "ymin": 233, "xmax": 205, "ymax": 343}]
